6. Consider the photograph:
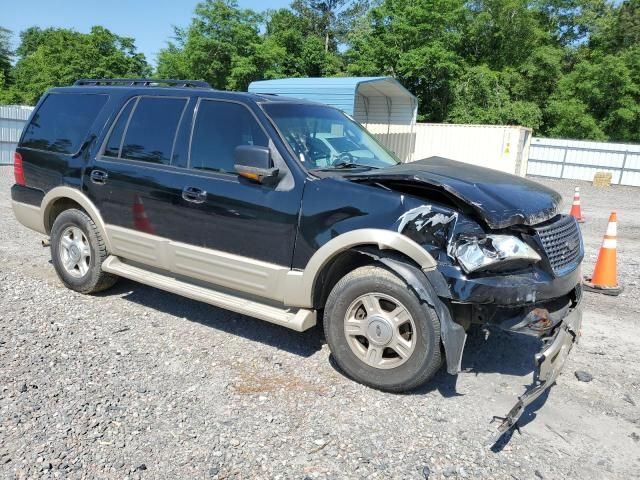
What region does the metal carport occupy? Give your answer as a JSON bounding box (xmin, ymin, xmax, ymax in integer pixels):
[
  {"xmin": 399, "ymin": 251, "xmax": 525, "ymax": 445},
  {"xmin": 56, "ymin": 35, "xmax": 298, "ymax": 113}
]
[{"xmin": 248, "ymin": 77, "xmax": 417, "ymax": 161}]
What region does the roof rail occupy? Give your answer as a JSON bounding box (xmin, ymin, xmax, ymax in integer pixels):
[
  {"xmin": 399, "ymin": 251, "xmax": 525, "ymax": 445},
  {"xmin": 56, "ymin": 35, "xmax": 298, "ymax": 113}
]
[{"xmin": 73, "ymin": 78, "xmax": 211, "ymax": 89}]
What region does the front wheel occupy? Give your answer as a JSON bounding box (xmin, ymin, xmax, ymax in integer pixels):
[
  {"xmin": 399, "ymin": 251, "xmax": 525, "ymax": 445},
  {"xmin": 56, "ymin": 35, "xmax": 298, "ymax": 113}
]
[{"xmin": 323, "ymin": 265, "xmax": 442, "ymax": 392}]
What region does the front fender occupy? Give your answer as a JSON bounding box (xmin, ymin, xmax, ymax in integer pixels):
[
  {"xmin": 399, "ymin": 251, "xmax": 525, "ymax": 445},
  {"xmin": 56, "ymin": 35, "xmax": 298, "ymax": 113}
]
[{"xmin": 282, "ymin": 228, "xmax": 438, "ymax": 308}]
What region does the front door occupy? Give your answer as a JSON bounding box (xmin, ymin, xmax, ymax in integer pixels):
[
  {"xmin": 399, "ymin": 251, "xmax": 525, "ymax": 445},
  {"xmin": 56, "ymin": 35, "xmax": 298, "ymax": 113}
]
[{"xmin": 173, "ymin": 98, "xmax": 302, "ymax": 266}]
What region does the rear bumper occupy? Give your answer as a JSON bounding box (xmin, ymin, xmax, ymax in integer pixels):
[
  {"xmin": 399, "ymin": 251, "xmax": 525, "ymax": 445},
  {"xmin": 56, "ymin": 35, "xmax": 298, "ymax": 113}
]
[
  {"xmin": 12, "ymin": 200, "xmax": 45, "ymax": 234},
  {"xmin": 496, "ymin": 305, "xmax": 583, "ymax": 433}
]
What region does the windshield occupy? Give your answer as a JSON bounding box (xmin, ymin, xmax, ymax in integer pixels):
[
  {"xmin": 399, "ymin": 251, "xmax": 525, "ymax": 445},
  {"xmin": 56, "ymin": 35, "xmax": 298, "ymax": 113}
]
[{"xmin": 262, "ymin": 103, "xmax": 400, "ymax": 170}]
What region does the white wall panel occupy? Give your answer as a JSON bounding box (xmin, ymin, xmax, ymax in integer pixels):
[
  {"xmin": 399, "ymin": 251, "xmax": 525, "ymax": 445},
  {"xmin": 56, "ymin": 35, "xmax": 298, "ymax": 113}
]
[
  {"xmin": 624, "ymin": 153, "xmax": 640, "ymax": 169},
  {"xmin": 0, "ymin": 105, "xmax": 34, "ymax": 165},
  {"xmin": 527, "ymin": 137, "xmax": 640, "ymax": 186}
]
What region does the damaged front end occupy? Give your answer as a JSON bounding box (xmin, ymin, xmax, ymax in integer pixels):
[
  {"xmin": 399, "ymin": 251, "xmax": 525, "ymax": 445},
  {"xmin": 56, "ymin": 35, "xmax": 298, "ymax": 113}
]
[
  {"xmin": 495, "ymin": 304, "xmax": 582, "ymax": 433},
  {"xmin": 344, "ymin": 162, "xmax": 586, "ymax": 433}
]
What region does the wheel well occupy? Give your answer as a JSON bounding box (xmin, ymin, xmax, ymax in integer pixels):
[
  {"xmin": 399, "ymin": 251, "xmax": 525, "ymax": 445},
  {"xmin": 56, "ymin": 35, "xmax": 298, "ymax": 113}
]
[
  {"xmin": 312, "ymin": 247, "xmax": 419, "ymax": 309},
  {"xmin": 44, "ymin": 198, "xmax": 84, "ymax": 233}
]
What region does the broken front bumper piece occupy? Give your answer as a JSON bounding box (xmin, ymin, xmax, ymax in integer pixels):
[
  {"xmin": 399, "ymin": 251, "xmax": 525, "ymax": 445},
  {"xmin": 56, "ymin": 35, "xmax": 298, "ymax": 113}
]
[{"xmin": 496, "ymin": 306, "xmax": 583, "ymax": 434}]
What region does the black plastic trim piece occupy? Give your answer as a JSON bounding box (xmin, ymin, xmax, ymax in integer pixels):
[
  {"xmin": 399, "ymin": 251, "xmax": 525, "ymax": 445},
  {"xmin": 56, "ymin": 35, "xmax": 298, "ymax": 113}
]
[
  {"xmin": 10, "ymin": 184, "xmax": 45, "ymax": 207},
  {"xmin": 74, "ymin": 78, "xmax": 212, "ymax": 89}
]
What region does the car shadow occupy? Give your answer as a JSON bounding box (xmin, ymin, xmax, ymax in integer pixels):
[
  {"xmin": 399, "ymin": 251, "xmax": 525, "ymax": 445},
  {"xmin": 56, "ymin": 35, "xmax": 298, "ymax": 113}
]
[
  {"xmin": 100, "ymin": 278, "xmax": 556, "ymax": 445},
  {"xmin": 327, "ymin": 325, "xmax": 544, "ymax": 400},
  {"xmin": 100, "ymin": 279, "xmax": 552, "ymax": 430},
  {"xmin": 97, "ymin": 278, "xmax": 324, "ymax": 358},
  {"xmin": 405, "ymin": 325, "xmax": 542, "ymax": 397}
]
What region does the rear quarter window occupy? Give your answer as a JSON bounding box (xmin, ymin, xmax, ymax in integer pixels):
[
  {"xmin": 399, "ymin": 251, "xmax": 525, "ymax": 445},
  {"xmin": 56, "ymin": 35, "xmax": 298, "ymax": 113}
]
[
  {"xmin": 103, "ymin": 98, "xmax": 136, "ymax": 158},
  {"xmin": 21, "ymin": 93, "xmax": 108, "ymax": 154}
]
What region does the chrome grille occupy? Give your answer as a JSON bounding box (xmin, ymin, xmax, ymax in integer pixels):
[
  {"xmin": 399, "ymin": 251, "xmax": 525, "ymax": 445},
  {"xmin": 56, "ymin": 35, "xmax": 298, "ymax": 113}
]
[{"xmin": 533, "ymin": 215, "xmax": 582, "ymax": 275}]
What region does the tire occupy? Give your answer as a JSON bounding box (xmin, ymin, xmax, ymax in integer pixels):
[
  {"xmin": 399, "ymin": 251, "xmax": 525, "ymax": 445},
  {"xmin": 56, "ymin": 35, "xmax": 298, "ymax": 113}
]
[
  {"xmin": 323, "ymin": 265, "xmax": 442, "ymax": 392},
  {"xmin": 50, "ymin": 208, "xmax": 118, "ymax": 294}
]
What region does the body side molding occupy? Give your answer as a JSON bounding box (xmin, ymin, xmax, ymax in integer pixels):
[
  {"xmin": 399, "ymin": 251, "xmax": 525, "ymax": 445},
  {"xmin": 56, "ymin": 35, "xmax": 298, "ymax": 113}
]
[
  {"xmin": 283, "ymin": 228, "xmax": 438, "ymax": 307},
  {"xmin": 105, "ymin": 225, "xmax": 291, "ymax": 301}
]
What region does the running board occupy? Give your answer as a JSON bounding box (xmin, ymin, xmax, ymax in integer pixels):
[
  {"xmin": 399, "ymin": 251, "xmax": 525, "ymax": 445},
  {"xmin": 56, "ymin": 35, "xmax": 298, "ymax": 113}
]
[{"xmin": 102, "ymin": 256, "xmax": 316, "ymax": 332}]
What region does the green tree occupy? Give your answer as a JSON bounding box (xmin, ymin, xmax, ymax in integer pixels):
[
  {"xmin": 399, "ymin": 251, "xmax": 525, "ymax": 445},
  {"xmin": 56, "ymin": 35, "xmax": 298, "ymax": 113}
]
[
  {"xmin": 447, "ymin": 65, "xmax": 543, "ymax": 128},
  {"xmin": 157, "ymin": 0, "xmax": 268, "ymax": 90},
  {"xmin": 263, "ymin": 7, "xmax": 343, "ymax": 77},
  {"xmin": 590, "ymin": 0, "xmax": 640, "ymax": 53},
  {"xmin": 346, "ymin": 0, "xmax": 467, "ymax": 121},
  {"xmin": 519, "ymin": 45, "xmax": 564, "ymax": 105},
  {"xmin": 0, "ymin": 27, "xmax": 12, "ymax": 85},
  {"xmin": 544, "ymin": 50, "xmax": 640, "ymax": 141},
  {"xmin": 463, "ymin": 0, "xmax": 548, "ymax": 70},
  {"xmin": 290, "ymin": 0, "xmax": 368, "ymax": 53},
  {"xmin": 531, "ymin": 0, "xmax": 611, "ymax": 47},
  {"xmin": 615, "ymin": 0, "xmax": 640, "ymax": 50},
  {"xmin": 343, "ymin": 0, "xmax": 640, "ymax": 141},
  {"xmin": 10, "ymin": 26, "xmax": 150, "ymax": 105},
  {"xmin": 5, "ymin": 0, "xmax": 632, "ymax": 141}
]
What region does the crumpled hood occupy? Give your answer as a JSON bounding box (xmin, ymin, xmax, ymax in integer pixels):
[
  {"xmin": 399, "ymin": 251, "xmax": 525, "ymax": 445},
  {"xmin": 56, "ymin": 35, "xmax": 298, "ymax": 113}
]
[{"xmin": 346, "ymin": 157, "xmax": 561, "ymax": 229}]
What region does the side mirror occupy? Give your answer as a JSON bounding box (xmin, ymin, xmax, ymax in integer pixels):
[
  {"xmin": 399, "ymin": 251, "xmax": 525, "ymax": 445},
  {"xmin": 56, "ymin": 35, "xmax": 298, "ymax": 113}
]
[{"xmin": 234, "ymin": 145, "xmax": 279, "ymax": 183}]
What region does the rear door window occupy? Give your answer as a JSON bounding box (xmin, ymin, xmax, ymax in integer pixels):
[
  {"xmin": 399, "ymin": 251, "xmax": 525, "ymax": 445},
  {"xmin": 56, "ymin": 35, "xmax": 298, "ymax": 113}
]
[
  {"xmin": 189, "ymin": 100, "xmax": 268, "ymax": 174},
  {"xmin": 119, "ymin": 97, "xmax": 187, "ymax": 165},
  {"xmin": 21, "ymin": 93, "xmax": 108, "ymax": 154}
]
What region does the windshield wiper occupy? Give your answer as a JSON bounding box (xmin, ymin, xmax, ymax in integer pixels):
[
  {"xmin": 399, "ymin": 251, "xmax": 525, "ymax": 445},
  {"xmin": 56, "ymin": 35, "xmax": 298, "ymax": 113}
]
[{"xmin": 314, "ymin": 161, "xmax": 378, "ymax": 171}]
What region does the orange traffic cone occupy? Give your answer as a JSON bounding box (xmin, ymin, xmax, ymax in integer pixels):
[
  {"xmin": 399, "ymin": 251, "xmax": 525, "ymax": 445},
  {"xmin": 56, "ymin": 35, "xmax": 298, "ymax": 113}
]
[
  {"xmin": 569, "ymin": 187, "xmax": 585, "ymax": 223},
  {"xmin": 583, "ymin": 212, "xmax": 623, "ymax": 296},
  {"xmin": 133, "ymin": 194, "xmax": 155, "ymax": 234}
]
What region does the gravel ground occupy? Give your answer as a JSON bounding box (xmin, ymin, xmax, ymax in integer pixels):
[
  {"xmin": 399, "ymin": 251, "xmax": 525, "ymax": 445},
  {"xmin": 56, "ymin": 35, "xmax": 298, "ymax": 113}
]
[{"xmin": 1, "ymin": 166, "xmax": 639, "ymax": 479}]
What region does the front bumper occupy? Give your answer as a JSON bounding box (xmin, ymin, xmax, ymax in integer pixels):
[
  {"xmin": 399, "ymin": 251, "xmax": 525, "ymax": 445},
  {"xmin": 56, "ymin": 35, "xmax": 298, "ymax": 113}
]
[
  {"xmin": 496, "ymin": 305, "xmax": 583, "ymax": 434},
  {"xmin": 437, "ymin": 263, "xmax": 582, "ymax": 306}
]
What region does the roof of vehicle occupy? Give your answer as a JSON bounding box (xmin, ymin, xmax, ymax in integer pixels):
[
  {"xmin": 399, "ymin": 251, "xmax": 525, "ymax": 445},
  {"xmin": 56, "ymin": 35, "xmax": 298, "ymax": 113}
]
[{"xmin": 48, "ymin": 81, "xmax": 331, "ymax": 108}]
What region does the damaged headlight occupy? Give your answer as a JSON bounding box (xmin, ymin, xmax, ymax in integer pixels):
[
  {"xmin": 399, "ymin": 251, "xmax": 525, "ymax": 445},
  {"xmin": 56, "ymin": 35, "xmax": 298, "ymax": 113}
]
[{"xmin": 453, "ymin": 235, "xmax": 541, "ymax": 273}]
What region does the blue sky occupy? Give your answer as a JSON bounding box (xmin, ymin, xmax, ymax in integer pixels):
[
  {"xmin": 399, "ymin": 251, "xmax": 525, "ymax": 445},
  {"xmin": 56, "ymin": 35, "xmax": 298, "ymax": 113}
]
[{"xmin": 5, "ymin": 0, "xmax": 291, "ymax": 66}]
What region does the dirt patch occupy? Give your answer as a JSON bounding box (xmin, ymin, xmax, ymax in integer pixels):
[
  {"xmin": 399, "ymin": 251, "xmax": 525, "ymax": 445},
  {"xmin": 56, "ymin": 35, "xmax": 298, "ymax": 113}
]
[{"xmin": 231, "ymin": 365, "xmax": 328, "ymax": 396}]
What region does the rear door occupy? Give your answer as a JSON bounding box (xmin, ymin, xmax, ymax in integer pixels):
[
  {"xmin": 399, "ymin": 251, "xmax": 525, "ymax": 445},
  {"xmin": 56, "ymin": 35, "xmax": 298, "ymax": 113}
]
[{"xmin": 86, "ymin": 94, "xmax": 193, "ymax": 267}]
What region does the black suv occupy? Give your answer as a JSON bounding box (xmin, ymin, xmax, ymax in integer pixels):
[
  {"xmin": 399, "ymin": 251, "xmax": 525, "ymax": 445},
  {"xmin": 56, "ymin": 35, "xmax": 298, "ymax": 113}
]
[{"xmin": 11, "ymin": 79, "xmax": 583, "ymax": 431}]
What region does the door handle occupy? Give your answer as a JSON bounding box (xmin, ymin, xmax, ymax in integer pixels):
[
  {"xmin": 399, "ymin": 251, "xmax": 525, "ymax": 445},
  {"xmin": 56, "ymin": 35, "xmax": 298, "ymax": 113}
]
[
  {"xmin": 90, "ymin": 170, "xmax": 108, "ymax": 184},
  {"xmin": 182, "ymin": 186, "xmax": 207, "ymax": 204}
]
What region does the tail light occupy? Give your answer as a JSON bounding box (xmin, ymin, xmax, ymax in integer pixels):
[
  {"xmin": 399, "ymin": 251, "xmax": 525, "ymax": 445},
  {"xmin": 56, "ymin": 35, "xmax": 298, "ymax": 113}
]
[{"xmin": 14, "ymin": 152, "xmax": 25, "ymax": 186}]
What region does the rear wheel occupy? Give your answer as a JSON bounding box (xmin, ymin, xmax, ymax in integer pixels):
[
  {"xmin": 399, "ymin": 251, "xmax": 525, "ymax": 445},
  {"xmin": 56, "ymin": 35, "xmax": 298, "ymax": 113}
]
[
  {"xmin": 50, "ymin": 209, "xmax": 117, "ymax": 294},
  {"xmin": 323, "ymin": 265, "xmax": 442, "ymax": 392}
]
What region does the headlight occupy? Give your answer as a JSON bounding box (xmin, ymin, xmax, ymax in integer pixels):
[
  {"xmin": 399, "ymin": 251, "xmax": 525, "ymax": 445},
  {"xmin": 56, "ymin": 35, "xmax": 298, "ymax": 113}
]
[{"xmin": 453, "ymin": 235, "xmax": 541, "ymax": 273}]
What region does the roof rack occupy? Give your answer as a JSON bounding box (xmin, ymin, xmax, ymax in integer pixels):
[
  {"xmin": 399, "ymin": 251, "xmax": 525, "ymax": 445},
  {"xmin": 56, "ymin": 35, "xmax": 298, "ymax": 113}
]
[{"xmin": 73, "ymin": 78, "xmax": 211, "ymax": 89}]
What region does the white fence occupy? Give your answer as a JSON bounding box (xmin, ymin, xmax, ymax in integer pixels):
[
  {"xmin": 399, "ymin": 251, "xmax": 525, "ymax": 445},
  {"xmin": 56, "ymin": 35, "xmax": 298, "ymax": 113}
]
[
  {"xmin": 527, "ymin": 137, "xmax": 640, "ymax": 187},
  {"xmin": 362, "ymin": 123, "xmax": 416, "ymax": 163},
  {"xmin": 0, "ymin": 105, "xmax": 34, "ymax": 165}
]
